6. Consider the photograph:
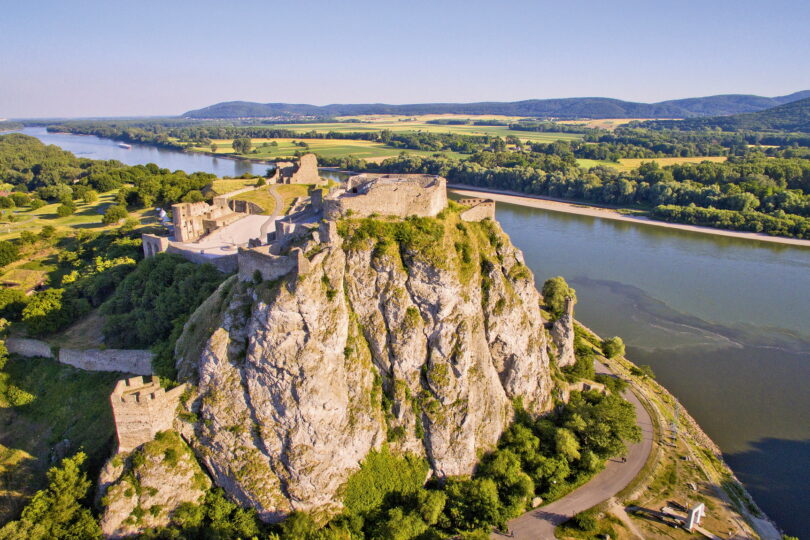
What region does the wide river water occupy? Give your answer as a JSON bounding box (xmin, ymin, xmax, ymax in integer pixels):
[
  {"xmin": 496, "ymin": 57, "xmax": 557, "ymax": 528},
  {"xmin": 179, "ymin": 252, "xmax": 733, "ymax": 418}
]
[{"xmin": 19, "ymin": 127, "xmax": 810, "ymax": 537}]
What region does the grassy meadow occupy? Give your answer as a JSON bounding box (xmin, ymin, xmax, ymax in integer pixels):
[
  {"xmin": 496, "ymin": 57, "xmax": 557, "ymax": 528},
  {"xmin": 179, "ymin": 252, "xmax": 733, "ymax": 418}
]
[{"xmin": 577, "ymin": 155, "xmax": 728, "ymax": 172}]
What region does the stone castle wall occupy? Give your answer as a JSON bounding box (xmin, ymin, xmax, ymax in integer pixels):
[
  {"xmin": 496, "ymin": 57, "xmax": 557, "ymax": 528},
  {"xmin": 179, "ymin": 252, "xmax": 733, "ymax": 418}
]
[
  {"xmin": 324, "ymin": 174, "xmax": 447, "ymax": 220},
  {"xmin": 459, "ymin": 199, "xmax": 495, "ymax": 222},
  {"xmin": 5, "ymin": 337, "xmax": 153, "ymax": 375},
  {"xmin": 60, "ymin": 348, "xmax": 152, "ymax": 375},
  {"xmin": 6, "ymin": 337, "xmax": 54, "ymax": 358},
  {"xmin": 237, "ymin": 247, "xmax": 310, "ymax": 282},
  {"xmin": 110, "ymin": 376, "xmax": 187, "ymax": 453},
  {"xmin": 142, "ymin": 234, "xmax": 170, "ymax": 257}
]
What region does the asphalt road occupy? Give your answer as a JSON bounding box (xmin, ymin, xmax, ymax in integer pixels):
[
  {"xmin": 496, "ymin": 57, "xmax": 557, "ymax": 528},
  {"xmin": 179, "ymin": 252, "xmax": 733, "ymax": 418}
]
[{"xmin": 493, "ymin": 361, "xmax": 655, "ymax": 539}]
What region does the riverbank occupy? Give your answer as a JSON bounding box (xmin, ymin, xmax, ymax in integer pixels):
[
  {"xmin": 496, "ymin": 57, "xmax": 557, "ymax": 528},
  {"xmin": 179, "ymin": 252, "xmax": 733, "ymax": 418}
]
[
  {"xmin": 448, "ymin": 184, "xmax": 810, "ymax": 248},
  {"xmin": 568, "ymin": 323, "xmax": 781, "ymax": 539}
]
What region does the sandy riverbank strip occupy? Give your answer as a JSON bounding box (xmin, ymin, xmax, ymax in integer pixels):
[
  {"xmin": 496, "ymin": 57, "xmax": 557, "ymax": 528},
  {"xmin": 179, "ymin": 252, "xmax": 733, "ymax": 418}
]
[{"xmin": 448, "ymin": 185, "xmax": 810, "ymax": 248}]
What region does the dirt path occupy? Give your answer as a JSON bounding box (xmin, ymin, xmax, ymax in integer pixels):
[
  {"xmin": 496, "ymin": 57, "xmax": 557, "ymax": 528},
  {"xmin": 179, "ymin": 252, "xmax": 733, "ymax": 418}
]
[
  {"xmin": 492, "ymin": 361, "xmax": 654, "ymax": 539},
  {"xmin": 448, "ymin": 185, "xmax": 810, "ymax": 248}
]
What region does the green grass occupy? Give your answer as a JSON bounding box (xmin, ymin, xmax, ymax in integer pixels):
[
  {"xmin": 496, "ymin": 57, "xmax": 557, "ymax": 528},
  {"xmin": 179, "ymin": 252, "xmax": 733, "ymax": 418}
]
[
  {"xmin": 0, "ymin": 191, "xmax": 155, "ymax": 241},
  {"xmin": 275, "ymin": 184, "xmax": 312, "ymax": 214},
  {"xmin": 239, "ymin": 120, "xmax": 584, "ymax": 143},
  {"xmin": 211, "ymin": 177, "xmax": 261, "ymax": 194},
  {"xmin": 191, "ymin": 137, "xmax": 468, "ymax": 162},
  {"xmin": 576, "ymin": 158, "xmax": 621, "ymax": 170},
  {"xmin": 231, "ymin": 188, "xmax": 276, "ymax": 215},
  {"xmin": 0, "ymin": 355, "xmax": 120, "ymax": 521}
]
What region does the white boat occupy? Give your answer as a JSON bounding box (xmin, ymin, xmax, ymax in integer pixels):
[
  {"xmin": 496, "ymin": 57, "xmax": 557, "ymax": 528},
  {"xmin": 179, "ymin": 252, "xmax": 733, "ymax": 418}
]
[{"xmin": 118, "ymin": 143, "xmax": 132, "ymax": 149}]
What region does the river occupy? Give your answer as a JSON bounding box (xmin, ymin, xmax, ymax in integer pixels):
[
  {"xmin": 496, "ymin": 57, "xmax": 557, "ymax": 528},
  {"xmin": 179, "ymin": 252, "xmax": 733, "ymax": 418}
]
[{"xmin": 18, "ymin": 127, "xmax": 810, "ymax": 537}]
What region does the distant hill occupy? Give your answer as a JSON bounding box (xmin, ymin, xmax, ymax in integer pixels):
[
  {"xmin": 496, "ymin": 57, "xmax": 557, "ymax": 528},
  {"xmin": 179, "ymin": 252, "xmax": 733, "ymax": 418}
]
[
  {"xmin": 183, "ymin": 91, "xmax": 810, "ymax": 120},
  {"xmin": 645, "ymin": 97, "xmax": 810, "ymax": 132}
]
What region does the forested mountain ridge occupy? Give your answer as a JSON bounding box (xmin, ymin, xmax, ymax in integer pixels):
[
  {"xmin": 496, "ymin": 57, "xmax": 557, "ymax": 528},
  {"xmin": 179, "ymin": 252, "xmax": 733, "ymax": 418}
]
[
  {"xmin": 644, "ymin": 97, "xmax": 810, "ymax": 133},
  {"xmin": 183, "ymin": 91, "xmax": 810, "ymax": 119}
]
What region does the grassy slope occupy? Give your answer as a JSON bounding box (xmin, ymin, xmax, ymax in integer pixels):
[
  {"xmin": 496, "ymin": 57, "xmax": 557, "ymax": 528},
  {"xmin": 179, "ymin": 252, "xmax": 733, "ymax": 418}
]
[
  {"xmin": 0, "ymin": 355, "xmax": 120, "ymax": 522},
  {"xmin": 0, "ymin": 191, "xmax": 154, "ymax": 242}
]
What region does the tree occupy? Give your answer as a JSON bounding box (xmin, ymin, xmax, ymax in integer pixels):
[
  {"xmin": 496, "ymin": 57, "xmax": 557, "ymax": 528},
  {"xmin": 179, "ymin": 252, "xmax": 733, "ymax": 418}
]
[
  {"xmin": 602, "ymin": 336, "xmax": 625, "ymax": 359},
  {"xmin": 0, "ymin": 240, "xmax": 20, "ymax": 267},
  {"xmin": 232, "ymin": 137, "xmax": 253, "ymax": 154},
  {"xmin": 0, "ymin": 452, "xmax": 101, "ymax": 539},
  {"xmin": 56, "ymin": 202, "xmax": 75, "ymax": 217},
  {"xmin": 102, "ymin": 204, "xmax": 128, "ymax": 225},
  {"xmin": 630, "ymin": 364, "xmax": 655, "ymax": 379},
  {"xmin": 82, "ymin": 189, "xmax": 98, "ymax": 204},
  {"xmin": 542, "ymin": 276, "xmax": 576, "ymax": 317},
  {"xmin": 555, "ymin": 428, "xmax": 581, "ymax": 461},
  {"xmin": 210, "ymin": 142, "xmax": 218, "ymax": 153}
]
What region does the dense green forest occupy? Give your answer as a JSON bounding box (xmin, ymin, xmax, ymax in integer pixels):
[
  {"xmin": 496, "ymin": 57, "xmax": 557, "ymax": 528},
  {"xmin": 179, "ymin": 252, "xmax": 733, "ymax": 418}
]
[
  {"xmin": 181, "ymin": 91, "xmax": 810, "ymax": 119},
  {"xmin": 0, "ymin": 134, "xmax": 214, "ymax": 207},
  {"xmin": 644, "ymin": 97, "xmax": 810, "ymax": 133}
]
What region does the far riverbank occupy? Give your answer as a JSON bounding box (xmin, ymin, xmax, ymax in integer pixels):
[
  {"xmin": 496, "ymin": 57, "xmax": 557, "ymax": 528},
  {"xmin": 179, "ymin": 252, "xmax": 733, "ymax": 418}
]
[{"xmin": 448, "ymin": 184, "xmax": 810, "ymax": 248}]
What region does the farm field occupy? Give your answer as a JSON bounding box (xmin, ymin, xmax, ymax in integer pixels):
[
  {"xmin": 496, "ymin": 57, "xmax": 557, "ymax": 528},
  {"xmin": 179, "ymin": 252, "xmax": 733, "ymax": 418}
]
[
  {"xmin": 188, "ymin": 137, "xmax": 468, "ymax": 163},
  {"xmin": 242, "ymin": 116, "xmax": 585, "ymax": 143},
  {"xmin": 577, "ymin": 156, "xmax": 728, "ymax": 172}
]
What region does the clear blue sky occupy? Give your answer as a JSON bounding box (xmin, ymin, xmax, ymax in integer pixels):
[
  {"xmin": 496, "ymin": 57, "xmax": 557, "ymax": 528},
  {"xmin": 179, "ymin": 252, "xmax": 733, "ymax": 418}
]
[{"xmin": 3, "ymin": 0, "xmax": 810, "ymax": 118}]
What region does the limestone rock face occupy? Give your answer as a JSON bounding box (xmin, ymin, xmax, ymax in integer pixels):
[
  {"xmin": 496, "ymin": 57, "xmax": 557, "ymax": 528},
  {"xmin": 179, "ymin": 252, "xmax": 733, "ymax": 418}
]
[
  {"xmin": 177, "ymin": 216, "xmax": 553, "ymax": 521},
  {"xmin": 551, "ymin": 297, "xmax": 576, "ymax": 368},
  {"xmin": 98, "ymin": 431, "xmax": 210, "ymax": 538}
]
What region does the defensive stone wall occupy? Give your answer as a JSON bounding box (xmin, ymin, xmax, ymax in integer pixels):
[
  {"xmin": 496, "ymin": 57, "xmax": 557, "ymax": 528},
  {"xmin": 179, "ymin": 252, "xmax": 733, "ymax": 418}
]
[
  {"xmin": 324, "ymin": 174, "xmax": 447, "ymax": 220},
  {"xmin": 164, "ymin": 245, "xmax": 239, "ymax": 273},
  {"xmin": 6, "ymin": 337, "xmax": 53, "ymax": 358},
  {"xmin": 237, "ymin": 246, "xmax": 310, "ymax": 282},
  {"xmin": 142, "ymin": 234, "xmax": 170, "ymax": 257},
  {"xmin": 5, "ymin": 337, "xmax": 153, "ymax": 375},
  {"xmin": 110, "ymin": 376, "xmax": 187, "ymax": 453},
  {"xmin": 228, "ymin": 199, "xmax": 263, "ymax": 215},
  {"xmin": 60, "ymin": 348, "xmax": 152, "ymax": 375},
  {"xmin": 270, "ymin": 153, "xmax": 325, "ymax": 185},
  {"xmin": 458, "ymin": 198, "xmax": 496, "ymax": 222}
]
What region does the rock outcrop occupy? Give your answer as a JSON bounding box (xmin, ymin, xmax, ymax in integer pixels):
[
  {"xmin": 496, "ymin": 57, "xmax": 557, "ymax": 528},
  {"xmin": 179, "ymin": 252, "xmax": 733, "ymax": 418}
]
[
  {"xmin": 550, "ymin": 296, "xmax": 576, "ymax": 368},
  {"xmin": 175, "ymin": 211, "xmax": 554, "ymax": 521},
  {"xmin": 98, "ymin": 431, "xmax": 210, "ymax": 538}
]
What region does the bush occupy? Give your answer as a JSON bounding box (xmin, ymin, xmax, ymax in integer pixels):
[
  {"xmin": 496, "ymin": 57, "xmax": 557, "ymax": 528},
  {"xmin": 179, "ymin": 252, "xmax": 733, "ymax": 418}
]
[
  {"xmin": 343, "ymin": 446, "xmax": 430, "ymax": 515},
  {"xmin": 542, "ymin": 276, "xmax": 576, "ymax": 318},
  {"xmin": 570, "ymin": 509, "xmax": 597, "ymax": 531},
  {"xmin": 102, "ymin": 204, "xmax": 128, "ymax": 224},
  {"xmin": 56, "ymin": 202, "xmax": 75, "ymax": 217},
  {"xmin": 0, "ymin": 288, "xmax": 28, "ymax": 320},
  {"xmin": 22, "ymin": 288, "xmax": 90, "ymax": 336},
  {"xmin": 0, "ymin": 240, "xmax": 20, "ymax": 267},
  {"xmin": 602, "ymin": 336, "xmax": 625, "ymax": 358}
]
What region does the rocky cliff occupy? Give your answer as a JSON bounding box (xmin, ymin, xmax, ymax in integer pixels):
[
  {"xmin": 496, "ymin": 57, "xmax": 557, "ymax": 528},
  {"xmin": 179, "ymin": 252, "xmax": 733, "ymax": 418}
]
[{"xmin": 174, "ymin": 209, "xmax": 560, "ymax": 521}]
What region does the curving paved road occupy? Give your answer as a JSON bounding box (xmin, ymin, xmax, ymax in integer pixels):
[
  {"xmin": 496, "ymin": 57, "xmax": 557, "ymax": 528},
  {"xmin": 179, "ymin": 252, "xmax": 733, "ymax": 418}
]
[{"xmin": 493, "ymin": 361, "xmax": 654, "ymax": 539}]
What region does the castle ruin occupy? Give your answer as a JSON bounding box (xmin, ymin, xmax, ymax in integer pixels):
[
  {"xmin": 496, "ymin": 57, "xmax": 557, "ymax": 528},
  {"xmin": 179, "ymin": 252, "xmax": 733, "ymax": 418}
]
[
  {"xmin": 267, "ymin": 153, "xmax": 325, "ymax": 185},
  {"xmin": 457, "ymin": 197, "xmax": 496, "ymax": 222},
  {"xmin": 110, "ymin": 376, "xmax": 187, "ymax": 453},
  {"xmin": 323, "ymin": 174, "xmax": 447, "ymax": 220}
]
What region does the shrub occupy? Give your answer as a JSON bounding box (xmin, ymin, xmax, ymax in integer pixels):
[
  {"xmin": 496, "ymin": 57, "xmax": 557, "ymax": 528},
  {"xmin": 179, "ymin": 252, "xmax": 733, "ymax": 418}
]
[
  {"xmin": 102, "ymin": 204, "xmax": 128, "ymax": 224},
  {"xmin": 0, "ymin": 240, "xmax": 20, "ymax": 267},
  {"xmin": 56, "ymin": 202, "xmax": 76, "ymax": 217},
  {"xmin": 602, "ymin": 336, "xmax": 625, "ymax": 358},
  {"xmin": 542, "ymin": 276, "xmax": 576, "ymax": 318},
  {"xmin": 343, "ymin": 446, "xmax": 429, "ymax": 515}
]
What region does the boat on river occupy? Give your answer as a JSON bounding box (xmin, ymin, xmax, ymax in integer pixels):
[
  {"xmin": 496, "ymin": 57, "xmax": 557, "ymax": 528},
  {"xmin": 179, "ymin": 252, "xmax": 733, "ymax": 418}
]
[{"xmin": 118, "ymin": 142, "xmax": 132, "ymax": 149}]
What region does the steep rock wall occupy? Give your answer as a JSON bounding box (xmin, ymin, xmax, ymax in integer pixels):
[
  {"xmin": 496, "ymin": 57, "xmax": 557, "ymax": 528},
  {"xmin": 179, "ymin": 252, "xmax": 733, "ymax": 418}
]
[{"xmin": 175, "ymin": 213, "xmax": 553, "ymax": 521}]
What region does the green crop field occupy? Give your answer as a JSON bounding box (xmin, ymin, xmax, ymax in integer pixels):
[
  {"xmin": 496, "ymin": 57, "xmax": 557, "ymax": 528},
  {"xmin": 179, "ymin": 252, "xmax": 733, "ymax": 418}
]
[
  {"xmin": 189, "ymin": 137, "xmax": 468, "ymax": 163},
  {"xmin": 248, "ymin": 119, "xmax": 584, "ymax": 143}
]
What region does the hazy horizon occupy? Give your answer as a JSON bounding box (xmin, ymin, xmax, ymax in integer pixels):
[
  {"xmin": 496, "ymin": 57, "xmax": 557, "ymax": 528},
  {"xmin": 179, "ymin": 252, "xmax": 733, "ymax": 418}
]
[{"xmin": 3, "ymin": 0, "xmax": 810, "ymax": 118}]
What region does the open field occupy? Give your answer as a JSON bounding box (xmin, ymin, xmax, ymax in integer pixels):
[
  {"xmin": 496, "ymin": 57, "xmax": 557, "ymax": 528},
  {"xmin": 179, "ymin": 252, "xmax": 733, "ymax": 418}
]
[
  {"xmin": 577, "ymin": 156, "xmax": 729, "ymax": 172},
  {"xmin": 210, "ymin": 177, "xmax": 260, "ymax": 195},
  {"xmin": 239, "ymin": 120, "xmax": 585, "ymax": 143},
  {"xmin": 188, "ymin": 137, "xmax": 468, "ymax": 162},
  {"xmin": 335, "ymin": 113, "xmax": 529, "ymax": 123},
  {"xmin": 618, "ymin": 156, "xmax": 727, "ymax": 170},
  {"xmin": 558, "ymin": 118, "xmax": 653, "ymax": 130}
]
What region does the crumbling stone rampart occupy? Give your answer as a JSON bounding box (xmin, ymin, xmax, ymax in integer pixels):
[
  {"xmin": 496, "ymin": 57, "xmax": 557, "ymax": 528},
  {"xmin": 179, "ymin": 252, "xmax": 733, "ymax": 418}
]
[
  {"xmin": 323, "ymin": 174, "xmax": 447, "ymax": 220},
  {"xmin": 6, "ymin": 337, "xmax": 53, "ymax": 358},
  {"xmin": 458, "ymin": 198, "xmax": 496, "ymax": 222},
  {"xmin": 5, "ymin": 337, "xmax": 153, "ymax": 375},
  {"xmin": 110, "ymin": 376, "xmax": 187, "ymax": 453},
  {"xmin": 59, "ymin": 348, "xmax": 152, "ymax": 375},
  {"xmin": 271, "ymin": 153, "xmax": 324, "ymax": 185},
  {"xmin": 237, "ymin": 246, "xmax": 310, "ymax": 282}
]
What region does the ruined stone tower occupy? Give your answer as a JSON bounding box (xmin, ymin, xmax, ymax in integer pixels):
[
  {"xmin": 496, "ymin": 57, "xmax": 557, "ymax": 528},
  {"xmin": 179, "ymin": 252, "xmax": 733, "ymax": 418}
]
[{"xmin": 110, "ymin": 376, "xmax": 187, "ymax": 453}]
